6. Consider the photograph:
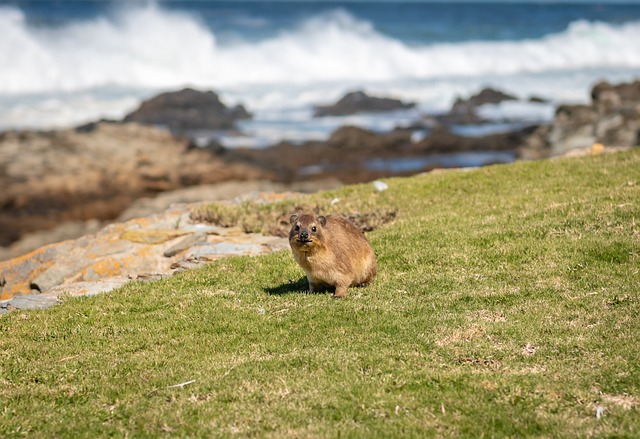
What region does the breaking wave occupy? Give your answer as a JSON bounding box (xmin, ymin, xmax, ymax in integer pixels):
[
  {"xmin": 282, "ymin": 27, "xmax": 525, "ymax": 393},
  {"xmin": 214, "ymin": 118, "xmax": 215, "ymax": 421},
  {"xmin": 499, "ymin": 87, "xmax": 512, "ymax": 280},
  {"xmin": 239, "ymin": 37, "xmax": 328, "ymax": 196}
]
[{"xmin": 2, "ymin": 3, "xmax": 640, "ymax": 95}]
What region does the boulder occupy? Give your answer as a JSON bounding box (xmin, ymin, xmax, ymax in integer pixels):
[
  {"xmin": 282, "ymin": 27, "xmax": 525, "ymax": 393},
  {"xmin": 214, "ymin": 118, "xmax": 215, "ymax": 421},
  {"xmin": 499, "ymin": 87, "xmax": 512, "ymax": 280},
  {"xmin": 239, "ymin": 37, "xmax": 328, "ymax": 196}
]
[
  {"xmin": 314, "ymin": 91, "xmax": 415, "ymax": 117},
  {"xmin": 123, "ymin": 88, "xmax": 251, "ymax": 131},
  {"xmin": 592, "ymin": 80, "xmax": 640, "ymax": 106},
  {"xmin": 522, "ymin": 80, "xmax": 640, "ymax": 157},
  {"xmin": 518, "ymin": 125, "xmax": 552, "ymax": 160},
  {"xmin": 590, "ymin": 80, "xmax": 640, "ymax": 148},
  {"xmin": 547, "ymin": 105, "xmax": 599, "ymax": 155}
]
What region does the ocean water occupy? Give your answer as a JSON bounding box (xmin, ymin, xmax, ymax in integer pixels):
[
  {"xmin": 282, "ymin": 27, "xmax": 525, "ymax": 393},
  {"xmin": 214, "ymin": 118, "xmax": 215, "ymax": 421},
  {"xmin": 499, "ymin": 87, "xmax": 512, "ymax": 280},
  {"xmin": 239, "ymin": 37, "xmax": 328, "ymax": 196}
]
[{"xmin": 2, "ymin": 0, "xmax": 640, "ymax": 146}]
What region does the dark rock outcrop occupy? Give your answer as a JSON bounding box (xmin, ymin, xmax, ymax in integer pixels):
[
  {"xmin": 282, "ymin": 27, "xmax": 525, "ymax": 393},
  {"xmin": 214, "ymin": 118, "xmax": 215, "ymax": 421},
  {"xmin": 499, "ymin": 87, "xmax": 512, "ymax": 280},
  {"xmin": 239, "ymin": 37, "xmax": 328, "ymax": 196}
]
[
  {"xmin": 414, "ymin": 126, "xmax": 536, "ymax": 154},
  {"xmin": 314, "ymin": 91, "xmax": 415, "ymax": 117},
  {"xmin": 451, "ymin": 87, "xmax": 518, "ymax": 114},
  {"xmin": 430, "ymin": 87, "xmax": 518, "ymax": 126},
  {"xmin": 325, "ymin": 126, "xmax": 413, "ymax": 152},
  {"xmin": 230, "ymin": 124, "xmax": 532, "ymax": 184},
  {"xmin": 0, "ymin": 122, "xmax": 268, "ymax": 247},
  {"xmin": 123, "ymin": 88, "xmax": 251, "ymax": 131}
]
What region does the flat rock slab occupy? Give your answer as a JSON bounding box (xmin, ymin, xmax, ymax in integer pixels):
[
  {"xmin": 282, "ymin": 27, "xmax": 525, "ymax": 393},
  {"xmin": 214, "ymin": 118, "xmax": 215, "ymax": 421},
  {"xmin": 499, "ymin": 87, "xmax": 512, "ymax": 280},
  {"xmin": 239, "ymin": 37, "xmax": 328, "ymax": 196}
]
[
  {"xmin": 2, "ymin": 295, "xmax": 58, "ymax": 311},
  {"xmin": 45, "ymin": 276, "xmax": 131, "ymax": 298},
  {"xmin": 186, "ymin": 241, "xmax": 270, "ymax": 258}
]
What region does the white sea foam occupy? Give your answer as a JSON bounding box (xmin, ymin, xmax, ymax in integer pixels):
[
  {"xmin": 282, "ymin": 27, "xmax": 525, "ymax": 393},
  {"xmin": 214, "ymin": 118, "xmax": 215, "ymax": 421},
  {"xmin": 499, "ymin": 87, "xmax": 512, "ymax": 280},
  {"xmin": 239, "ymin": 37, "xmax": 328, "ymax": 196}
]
[
  {"xmin": 0, "ymin": 4, "xmax": 219, "ymax": 94},
  {"xmin": 1, "ymin": 3, "xmax": 640, "ymax": 132}
]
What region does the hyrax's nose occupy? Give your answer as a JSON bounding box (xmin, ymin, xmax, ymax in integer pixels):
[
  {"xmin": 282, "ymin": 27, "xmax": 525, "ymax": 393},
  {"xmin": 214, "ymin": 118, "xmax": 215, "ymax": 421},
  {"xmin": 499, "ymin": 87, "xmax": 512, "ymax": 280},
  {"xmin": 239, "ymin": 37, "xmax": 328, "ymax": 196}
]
[{"xmin": 300, "ymin": 230, "xmax": 309, "ymax": 240}]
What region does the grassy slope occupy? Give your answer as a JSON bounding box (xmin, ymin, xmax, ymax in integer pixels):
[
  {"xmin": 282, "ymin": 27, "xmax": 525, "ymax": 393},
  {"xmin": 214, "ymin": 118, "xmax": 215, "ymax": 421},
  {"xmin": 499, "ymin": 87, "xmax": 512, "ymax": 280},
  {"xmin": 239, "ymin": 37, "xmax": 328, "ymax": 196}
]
[{"xmin": 1, "ymin": 150, "xmax": 638, "ymax": 438}]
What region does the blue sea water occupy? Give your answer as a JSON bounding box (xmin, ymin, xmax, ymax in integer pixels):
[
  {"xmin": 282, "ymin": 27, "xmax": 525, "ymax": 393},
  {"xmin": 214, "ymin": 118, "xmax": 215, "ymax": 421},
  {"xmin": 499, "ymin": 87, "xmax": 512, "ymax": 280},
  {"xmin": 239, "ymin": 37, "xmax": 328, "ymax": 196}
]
[{"xmin": 2, "ymin": 0, "xmax": 640, "ymax": 145}]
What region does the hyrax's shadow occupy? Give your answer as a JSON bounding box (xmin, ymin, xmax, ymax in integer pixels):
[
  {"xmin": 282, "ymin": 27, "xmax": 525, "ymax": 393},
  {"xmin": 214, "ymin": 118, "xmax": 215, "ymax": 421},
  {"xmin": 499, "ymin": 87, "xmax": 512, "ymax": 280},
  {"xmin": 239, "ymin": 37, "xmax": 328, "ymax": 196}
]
[
  {"xmin": 264, "ymin": 277, "xmax": 308, "ymax": 296},
  {"xmin": 264, "ymin": 277, "xmax": 333, "ymax": 296}
]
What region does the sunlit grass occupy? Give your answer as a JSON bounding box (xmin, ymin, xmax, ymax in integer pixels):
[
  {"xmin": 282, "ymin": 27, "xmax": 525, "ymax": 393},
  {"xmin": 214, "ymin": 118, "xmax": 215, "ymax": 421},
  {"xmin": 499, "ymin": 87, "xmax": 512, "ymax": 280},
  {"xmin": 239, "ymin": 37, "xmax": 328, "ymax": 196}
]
[{"xmin": 1, "ymin": 150, "xmax": 638, "ymax": 437}]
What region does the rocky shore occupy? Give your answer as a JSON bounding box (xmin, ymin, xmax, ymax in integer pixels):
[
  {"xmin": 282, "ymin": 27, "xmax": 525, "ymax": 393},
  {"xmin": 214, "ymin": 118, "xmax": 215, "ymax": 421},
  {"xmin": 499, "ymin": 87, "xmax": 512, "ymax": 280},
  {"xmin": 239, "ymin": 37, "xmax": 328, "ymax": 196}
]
[{"xmin": 1, "ymin": 80, "xmax": 639, "ymax": 266}]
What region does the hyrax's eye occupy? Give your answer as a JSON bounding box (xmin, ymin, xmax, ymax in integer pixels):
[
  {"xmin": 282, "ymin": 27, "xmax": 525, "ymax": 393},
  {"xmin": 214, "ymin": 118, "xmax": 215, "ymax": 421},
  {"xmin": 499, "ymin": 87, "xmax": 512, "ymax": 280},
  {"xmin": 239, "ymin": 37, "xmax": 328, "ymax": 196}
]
[
  {"xmin": 311, "ymin": 226, "xmax": 317, "ymax": 233},
  {"xmin": 294, "ymin": 225, "xmax": 300, "ymax": 231}
]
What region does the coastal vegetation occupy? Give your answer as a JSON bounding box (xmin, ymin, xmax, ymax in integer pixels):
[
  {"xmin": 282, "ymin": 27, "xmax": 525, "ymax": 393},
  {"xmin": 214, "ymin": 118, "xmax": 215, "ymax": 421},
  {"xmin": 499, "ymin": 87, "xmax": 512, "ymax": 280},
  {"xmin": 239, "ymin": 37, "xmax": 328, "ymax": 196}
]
[{"xmin": 1, "ymin": 149, "xmax": 638, "ymax": 437}]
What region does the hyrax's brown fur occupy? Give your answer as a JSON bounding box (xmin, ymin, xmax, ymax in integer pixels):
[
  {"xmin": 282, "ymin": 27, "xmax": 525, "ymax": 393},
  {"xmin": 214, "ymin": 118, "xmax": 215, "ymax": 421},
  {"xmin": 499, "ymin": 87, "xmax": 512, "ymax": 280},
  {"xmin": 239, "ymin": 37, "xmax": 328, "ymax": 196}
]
[{"xmin": 289, "ymin": 212, "xmax": 377, "ymax": 298}]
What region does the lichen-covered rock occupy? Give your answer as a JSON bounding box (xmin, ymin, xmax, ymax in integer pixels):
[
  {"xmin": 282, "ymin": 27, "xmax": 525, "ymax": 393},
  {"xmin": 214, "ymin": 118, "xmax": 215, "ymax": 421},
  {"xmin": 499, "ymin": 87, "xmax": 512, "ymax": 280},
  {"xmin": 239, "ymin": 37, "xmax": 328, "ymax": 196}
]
[{"xmin": 0, "ymin": 203, "xmax": 288, "ymax": 304}]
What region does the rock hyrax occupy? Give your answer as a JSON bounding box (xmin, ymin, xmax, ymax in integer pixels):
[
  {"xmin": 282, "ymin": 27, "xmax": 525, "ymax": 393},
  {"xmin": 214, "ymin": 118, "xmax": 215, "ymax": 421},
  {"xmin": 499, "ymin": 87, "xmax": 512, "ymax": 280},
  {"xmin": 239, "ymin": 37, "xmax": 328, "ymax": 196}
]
[{"xmin": 289, "ymin": 212, "xmax": 377, "ymax": 298}]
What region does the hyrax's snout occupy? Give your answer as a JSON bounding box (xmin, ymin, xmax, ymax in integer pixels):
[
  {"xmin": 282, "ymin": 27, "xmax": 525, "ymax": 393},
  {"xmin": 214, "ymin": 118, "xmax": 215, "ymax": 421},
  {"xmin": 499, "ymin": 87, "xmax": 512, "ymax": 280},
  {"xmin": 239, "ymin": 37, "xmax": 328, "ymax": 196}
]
[{"xmin": 299, "ymin": 230, "xmax": 310, "ymax": 241}]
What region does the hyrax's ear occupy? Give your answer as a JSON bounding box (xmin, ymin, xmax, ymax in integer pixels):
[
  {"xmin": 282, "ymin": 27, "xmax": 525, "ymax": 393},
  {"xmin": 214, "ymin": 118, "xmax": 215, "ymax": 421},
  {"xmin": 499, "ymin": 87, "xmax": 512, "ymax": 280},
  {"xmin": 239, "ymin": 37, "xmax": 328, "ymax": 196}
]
[
  {"xmin": 317, "ymin": 215, "xmax": 327, "ymax": 227},
  {"xmin": 289, "ymin": 214, "xmax": 299, "ymax": 225}
]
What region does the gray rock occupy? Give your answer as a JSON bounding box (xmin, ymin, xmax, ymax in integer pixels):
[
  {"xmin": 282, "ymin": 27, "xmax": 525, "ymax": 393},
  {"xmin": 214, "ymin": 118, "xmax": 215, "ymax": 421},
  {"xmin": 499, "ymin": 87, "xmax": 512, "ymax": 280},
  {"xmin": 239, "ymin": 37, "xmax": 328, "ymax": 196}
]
[
  {"xmin": 46, "ymin": 277, "xmax": 130, "ymax": 298},
  {"xmin": 7, "ymin": 295, "xmax": 58, "ymax": 310},
  {"xmin": 30, "ymin": 260, "xmax": 87, "ymax": 293},
  {"xmin": 521, "ymin": 80, "xmax": 640, "ymax": 158},
  {"xmin": 163, "ymin": 233, "xmax": 208, "ymax": 257},
  {"xmin": 548, "ymin": 105, "xmax": 598, "ymax": 155}
]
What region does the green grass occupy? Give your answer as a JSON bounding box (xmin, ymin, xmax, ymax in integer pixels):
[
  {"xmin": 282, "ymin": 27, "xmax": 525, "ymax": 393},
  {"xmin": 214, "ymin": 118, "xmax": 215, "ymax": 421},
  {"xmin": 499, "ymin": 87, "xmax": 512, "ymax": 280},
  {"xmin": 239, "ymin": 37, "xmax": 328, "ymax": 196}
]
[{"xmin": 1, "ymin": 150, "xmax": 639, "ymax": 437}]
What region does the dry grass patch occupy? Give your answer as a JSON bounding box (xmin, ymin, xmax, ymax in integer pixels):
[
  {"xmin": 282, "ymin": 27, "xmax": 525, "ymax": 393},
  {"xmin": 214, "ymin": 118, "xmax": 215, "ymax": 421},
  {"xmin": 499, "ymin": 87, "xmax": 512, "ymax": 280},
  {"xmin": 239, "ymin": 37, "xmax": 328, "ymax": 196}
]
[{"xmin": 190, "ymin": 193, "xmax": 397, "ymax": 237}]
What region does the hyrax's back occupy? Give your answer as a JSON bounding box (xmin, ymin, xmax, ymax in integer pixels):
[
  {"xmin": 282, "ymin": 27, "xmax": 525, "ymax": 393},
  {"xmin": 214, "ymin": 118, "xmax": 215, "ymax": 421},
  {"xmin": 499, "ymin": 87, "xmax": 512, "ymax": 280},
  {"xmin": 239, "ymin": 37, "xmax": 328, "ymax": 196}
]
[
  {"xmin": 325, "ymin": 216, "xmax": 373, "ymax": 263},
  {"xmin": 289, "ymin": 213, "xmax": 377, "ymax": 298}
]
